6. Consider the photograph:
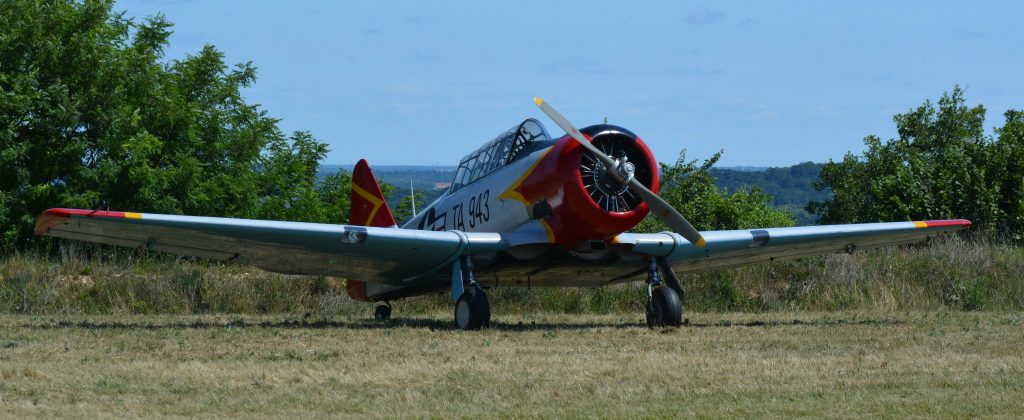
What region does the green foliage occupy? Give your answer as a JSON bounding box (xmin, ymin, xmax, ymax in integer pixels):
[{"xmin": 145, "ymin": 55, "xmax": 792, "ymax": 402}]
[
  {"xmin": 254, "ymin": 131, "xmax": 333, "ymax": 223},
  {"xmin": 635, "ymin": 150, "xmax": 795, "ymax": 233},
  {"xmin": 317, "ymin": 169, "xmax": 353, "ymax": 224},
  {"xmin": 990, "ymin": 110, "xmax": 1024, "ymax": 238},
  {"xmin": 392, "ymin": 190, "xmax": 425, "ymax": 225},
  {"xmin": 810, "ymin": 86, "xmax": 1023, "ymax": 238},
  {"xmin": 0, "ymin": 0, "xmax": 352, "ymax": 251},
  {"xmin": 711, "ymin": 162, "xmax": 831, "ymax": 206}
]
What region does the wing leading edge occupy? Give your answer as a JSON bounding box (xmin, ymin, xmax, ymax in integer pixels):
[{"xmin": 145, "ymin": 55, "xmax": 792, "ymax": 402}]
[
  {"xmin": 614, "ymin": 219, "xmax": 971, "ymax": 273},
  {"xmin": 35, "ymin": 208, "xmax": 971, "ymax": 286},
  {"xmin": 35, "ymin": 208, "xmax": 507, "ymax": 285}
]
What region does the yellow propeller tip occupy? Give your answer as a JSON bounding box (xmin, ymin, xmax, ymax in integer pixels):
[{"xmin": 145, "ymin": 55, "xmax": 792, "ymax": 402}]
[
  {"xmin": 533, "ymin": 97, "xmax": 544, "ymax": 106},
  {"xmin": 695, "ymin": 237, "xmax": 706, "ymax": 247}
]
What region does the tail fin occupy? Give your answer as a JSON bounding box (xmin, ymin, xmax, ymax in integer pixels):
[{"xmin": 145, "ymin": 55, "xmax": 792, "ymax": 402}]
[
  {"xmin": 349, "ymin": 159, "xmax": 396, "ymax": 228},
  {"xmin": 346, "ymin": 159, "xmax": 394, "ymax": 302}
]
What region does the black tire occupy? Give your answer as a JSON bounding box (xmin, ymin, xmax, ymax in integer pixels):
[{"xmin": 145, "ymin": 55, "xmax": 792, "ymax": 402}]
[
  {"xmin": 645, "ymin": 299, "xmax": 657, "ymax": 329},
  {"xmin": 374, "ymin": 304, "xmax": 392, "ymax": 321},
  {"xmin": 473, "ymin": 287, "xmax": 491, "ymax": 327},
  {"xmin": 650, "ymin": 286, "xmax": 682, "ymax": 327}
]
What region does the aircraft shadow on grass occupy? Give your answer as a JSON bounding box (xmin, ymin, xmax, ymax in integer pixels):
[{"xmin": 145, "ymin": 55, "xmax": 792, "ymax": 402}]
[{"xmin": 20, "ymin": 317, "xmax": 902, "ymax": 332}]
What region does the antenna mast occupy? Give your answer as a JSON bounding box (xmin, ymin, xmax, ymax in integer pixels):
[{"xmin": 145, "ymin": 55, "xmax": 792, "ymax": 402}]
[{"xmin": 410, "ymin": 179, "xmax": 417, "ymax": 217}]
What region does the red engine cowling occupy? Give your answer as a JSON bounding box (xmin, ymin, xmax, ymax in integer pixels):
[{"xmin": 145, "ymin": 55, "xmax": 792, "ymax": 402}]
[{"xmin": 509, "ymin": 124, "xmax": 659, "ymax": 249}]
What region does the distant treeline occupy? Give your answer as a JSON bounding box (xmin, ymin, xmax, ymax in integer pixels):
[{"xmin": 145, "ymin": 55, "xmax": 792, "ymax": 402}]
[{"xmin": 711, "ymin": 162, "xmax": 830, "ymax": 206}]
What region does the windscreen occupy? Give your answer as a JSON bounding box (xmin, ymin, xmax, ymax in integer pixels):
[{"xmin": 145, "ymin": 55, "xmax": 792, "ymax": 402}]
[{"xmin": 449, "ymin": 119, "xmax": 550, "ymax": 193}]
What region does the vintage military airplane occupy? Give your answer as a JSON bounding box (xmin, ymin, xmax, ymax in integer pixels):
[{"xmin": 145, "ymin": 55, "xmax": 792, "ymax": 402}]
[{"xmin": 35, "ymin": 98, "xmax": 970, "ymax": 329}]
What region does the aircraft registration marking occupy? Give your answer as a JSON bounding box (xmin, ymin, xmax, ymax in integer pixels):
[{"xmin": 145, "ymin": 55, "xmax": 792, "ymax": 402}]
[{"xmin": 452, "ymin": 189, "xmax": 491, "ymax": 230}]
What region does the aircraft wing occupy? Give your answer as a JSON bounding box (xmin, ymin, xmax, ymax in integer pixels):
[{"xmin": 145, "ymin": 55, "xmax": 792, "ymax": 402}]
[
  {"xmin": 614, "ymin": 219, "xmax": 971, "ymax": 273},
  {"xmin": 34, "ymin": 208, "xmax": 507, "ymax": 285},
  {"xmin": 36, "ymin": 208, "xmax": 971, "ymax": 287}
]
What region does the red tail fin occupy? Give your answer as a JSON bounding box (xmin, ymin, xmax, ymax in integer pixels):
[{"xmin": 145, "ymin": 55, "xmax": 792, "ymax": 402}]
[
  {"xmin": 349, "ymin": 159, "xmax": 396, "ymax": 227},
  {"xmin": 346, "ymin": 159, "xmax": 394, "ymax": 302}
]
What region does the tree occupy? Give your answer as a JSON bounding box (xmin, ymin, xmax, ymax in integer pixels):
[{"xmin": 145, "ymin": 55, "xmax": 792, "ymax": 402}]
[
  {"xmin": 392, "ymin": 190, "xmax": 424, "ymax": 226},
  {"xmin": 0, "ymin": 0, "xmax": 351, "ymax": 251},
  {"xmin": 989, "ymin": 110, "xmax": 1024, "ymax": 237},
  {"xmin": 809, "ymin": 87, "xmax": 1020, "ymax": 237},
  {"xmin": 317, "ymin": 169, "xmax": 353, "ymax": 225},
  {"xmin": 253, "ymin": 131, "xmax": 330, "ymax": 222},
  {"xmin": 634, "ymin": 150, "xmax": 795, "ymax": 233}
]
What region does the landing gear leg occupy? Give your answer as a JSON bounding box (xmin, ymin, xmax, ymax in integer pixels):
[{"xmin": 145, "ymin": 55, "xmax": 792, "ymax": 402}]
[
  {"xmin": 645, "ymin": 258, "xmax": 682, "ymax": 328},
  {"xmin": 656, "ymin": 257, "xmax": 685, "ymax": 302},
  {"xmin": 453, "ymin": 255, "xmax": 490, "ymax": 330},
  {"xmin": 374, "ymin": 302, "xmax": 392, "ymax": 321}
]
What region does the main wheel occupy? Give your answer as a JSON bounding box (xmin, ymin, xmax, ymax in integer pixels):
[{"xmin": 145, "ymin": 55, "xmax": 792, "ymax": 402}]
[
  {"xmin": 455, "ymin": 288, "xmax": 490, "ymax": 330},
  {"xmin": 374, "ymin": 304, "xmax": 392, "ymax": 321},
  {"xmin": 647, "ymin": 286, "xmax": 682, "ymax": 328},
  {"xmin": 474, "ymin": 287, "xmax": 491, "ymax": 327}
]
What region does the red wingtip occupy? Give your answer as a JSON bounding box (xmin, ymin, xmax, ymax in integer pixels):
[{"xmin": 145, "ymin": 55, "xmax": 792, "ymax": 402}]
[
  {"xmin": 34, "ymin": 208, "xmax": 132, "ymax": 235},
  {"xmin": 923, "ymin": 219, "xmax": 972, "ymax": 228}
]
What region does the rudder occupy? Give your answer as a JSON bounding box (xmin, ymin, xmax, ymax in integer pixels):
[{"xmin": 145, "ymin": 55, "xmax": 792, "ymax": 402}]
[
  {"xmin": 349, "ymin": 159, "xmax": 396, "ymax": 227},
  {"xmin": 346, "ymin": 159, "xmax": 395, "ymax": 301}
]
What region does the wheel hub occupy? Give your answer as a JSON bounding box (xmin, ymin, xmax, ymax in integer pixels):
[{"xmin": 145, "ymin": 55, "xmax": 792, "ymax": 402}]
[{"xmin": 455, "ymin": 298, "xmax": 472, "ymax": 328}]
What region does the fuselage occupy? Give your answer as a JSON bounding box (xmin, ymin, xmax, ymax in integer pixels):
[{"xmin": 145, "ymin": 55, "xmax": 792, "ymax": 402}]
[
  {"xmin": 404, "ymin": 119, "xmax": 659, "ymax": 249},
  {"xmin": 360, "ymin": 119, "xmax": 662, "ymax": 301},
  {"xmin": 405, "ymin": 146, "xmax": 538, "ymax": 235}
]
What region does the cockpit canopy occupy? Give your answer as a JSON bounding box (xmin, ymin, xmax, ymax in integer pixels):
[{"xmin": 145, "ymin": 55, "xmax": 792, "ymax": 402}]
[{"xmin": 449, "ymin": 119, "xmax": 550, "ymax": 193}]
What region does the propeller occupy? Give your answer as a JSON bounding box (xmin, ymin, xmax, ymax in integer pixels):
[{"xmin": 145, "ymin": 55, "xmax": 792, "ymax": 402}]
[{"xmin": 533, "ymin": 97, "xmax": 706, "ymax": 247}]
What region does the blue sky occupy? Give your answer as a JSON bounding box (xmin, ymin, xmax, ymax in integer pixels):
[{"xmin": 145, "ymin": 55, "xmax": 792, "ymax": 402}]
[{"xmin": 115, "ymin": 0, "xmax": 1023, "ymax": 167}]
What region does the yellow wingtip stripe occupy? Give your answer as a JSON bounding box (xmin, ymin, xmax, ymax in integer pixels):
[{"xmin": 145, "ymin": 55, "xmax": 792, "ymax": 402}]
[
  {"xmin": 695, "ymin": 237, "xmax": 706, "ymax": 247},
  {"xmin": 124, "ymin": 212, "xmax": 142, "ymax": 219},
  {"xmin": 533, "ymin": 97, "xmax": 543, "ymax": 106},
  {"xmin": 913, "ymin": 221, "xmax": 928, "ymax": 228}
]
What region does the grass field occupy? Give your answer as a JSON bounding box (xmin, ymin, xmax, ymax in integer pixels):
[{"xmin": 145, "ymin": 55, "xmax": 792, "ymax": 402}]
[
  {"xmin": 3, "ymin": 236, "xmax": 1022, "ymax": 316},
  {"xmin": 1, "ymin": 311, "xmax": 1022, "ymax": 417},
  {"xmin": 2, "ymin": 237, "xmax": 1022, "ymax": 416}
]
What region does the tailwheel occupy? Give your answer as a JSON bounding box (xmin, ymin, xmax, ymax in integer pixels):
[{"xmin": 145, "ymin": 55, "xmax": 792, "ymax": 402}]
[
  {"xmin": 374, "ymin": 303, "xmax": 392, "ymax": 321},
  {"xmin": 455, "ymin": 286, "xmax": 490, "ymax": 330},
  {"xmin": 646, "ymin": 286, "xmax": 682, "ymax": 328}
]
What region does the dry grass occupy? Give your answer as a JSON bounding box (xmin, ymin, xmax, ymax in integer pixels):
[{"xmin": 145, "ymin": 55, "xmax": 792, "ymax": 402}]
[
  {"xmin": 2, "ymin": 237, "xmax": 1022, "ymax": 416},
  {"xmin": 0, "ymin": 311, "xmax": 1022, "ymax": 417},
  {"xmin": 2, "ymin": 236, "xmax": 1022, "ymax": 316}
]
